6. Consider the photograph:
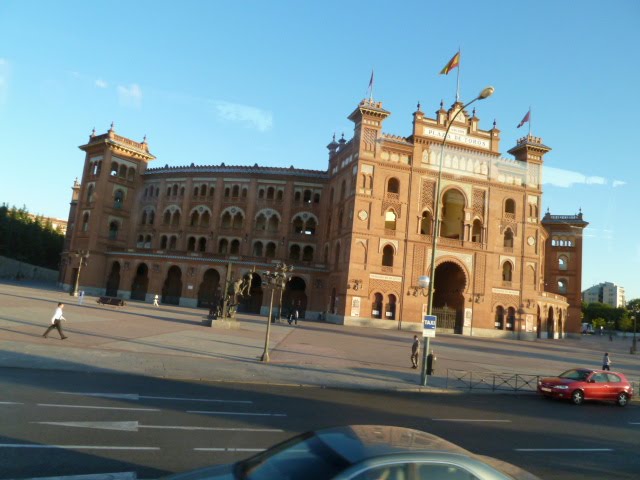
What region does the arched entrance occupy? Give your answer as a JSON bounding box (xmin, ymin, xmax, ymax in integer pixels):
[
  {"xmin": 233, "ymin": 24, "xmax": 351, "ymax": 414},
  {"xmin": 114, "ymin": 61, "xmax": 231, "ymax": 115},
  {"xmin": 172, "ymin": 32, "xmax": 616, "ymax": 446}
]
[
  {"xmin": 198, "ymin": 269, "xmax": 221, "ymax": 308},
  {"xmin": 238, "ymin": 273, "xmax": 263, "ymax": 314},
  {"xmin": 105, "ymin": 262, "xmax": 121, "ymax": 297},
  {"xmin": 162, "ymin": 266, "xmax": 183, "ymax": 305},
  {"xmin": 130, "ymin": 263, "xmax": 149, "ymax": 301},
  {"xmin": 558, "ymin": 311, "xmax": 564, "ymax": 338},
  {"xmin": 547, "ymin": 306, "xmax": 555, "ymax": 338},
  {"xmin": 282, "ymin": 276, "xmax": 307, "ymax": 318},
  {"xmin": 432, "ymin": 261, "xmax": 466, "ymax": 333}
]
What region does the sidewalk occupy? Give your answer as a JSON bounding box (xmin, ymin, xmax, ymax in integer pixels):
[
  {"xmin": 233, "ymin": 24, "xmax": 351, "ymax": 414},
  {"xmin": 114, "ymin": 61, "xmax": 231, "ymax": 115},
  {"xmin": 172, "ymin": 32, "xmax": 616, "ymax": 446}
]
[{"xmin": 0, "ymin": 281, "xmax": 638, "ymax": 393}]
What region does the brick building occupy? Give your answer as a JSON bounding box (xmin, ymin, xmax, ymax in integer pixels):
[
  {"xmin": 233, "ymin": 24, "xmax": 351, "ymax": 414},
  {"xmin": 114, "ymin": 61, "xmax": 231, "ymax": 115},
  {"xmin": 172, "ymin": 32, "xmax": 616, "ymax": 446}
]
[{"xmin": 60, "ymin": 98, "xmax": 587, "ymax": 338}]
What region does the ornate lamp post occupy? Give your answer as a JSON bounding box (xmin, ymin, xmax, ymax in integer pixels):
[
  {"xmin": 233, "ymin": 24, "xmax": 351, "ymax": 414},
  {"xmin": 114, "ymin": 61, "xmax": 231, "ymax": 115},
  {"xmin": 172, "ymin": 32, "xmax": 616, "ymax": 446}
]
[
  {"xmin": 423, "ymin": 87, "xmax": 494, "ymax": 386},
  {"xmin": 70, "ymin": 250, "xmax": 90, "ymax": 297},
  {"xmin": 260, "ymin": 263, "xmax": 293, "ymax": 362}
]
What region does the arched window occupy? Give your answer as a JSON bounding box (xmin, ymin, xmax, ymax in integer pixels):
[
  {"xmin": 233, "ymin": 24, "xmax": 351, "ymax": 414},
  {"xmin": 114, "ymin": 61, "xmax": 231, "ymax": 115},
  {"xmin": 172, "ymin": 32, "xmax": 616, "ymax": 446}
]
[
  {"xmin": 82, "ymin": 212, "xmax": 89, "ymax": 232},
  {"xmin": 382, "ymin": 245, "xmax": 394, "ymax": 267},
  {"xmin": 230, "ymin": 239, "xmax": 240, "ymax": 254},
  {"xmin": 163, "ymin": 210, "xmax": 171, "ymax": 225},
  {"xmin": 495, "ymin": 306, "xmax": 505, "ymax": 329},
  {"xmin": 232, "ymin": 185, "xmax": 240, "ymax": 197},
  {"xmin": 208, "ymin": 186, "xmax": 215, "ymax": 197},
  {"xmin": 127, "ymin": 167, "xmax": 135, "ymax": 182},
  {"xmin": 385, "ymin": 294, "xmax": 397, "ymax": 320},
  {"xmin": 187, "ymin": 237, "xmax": 196, "ymax": 252},
  {"xmin": 221, "ymin": 212, "xmax": 232, "ymax": 228},
  {"xmin": 241, "ymin": 187, "xmax": 248, "ymax": 198},
  {"xmin": 289, "ymin": 245, "xmax": 301, "ymax": 261},
  {"xmin": 198, "ymin": 238, "xmax": 207, "ymax": 252},
  {"xmin": 218, "ymin": 239, "xmax": 228, "ymax": 254},
  {"xmin": 180, "ymin": 186, "xmax": 184, "ymax": 196},
  {"xmin": 198, "ymin": 211, "xmax": 209, "ymax": 227},
  {"xmin": 387, "ymin": 178, "xmax": 400, "ymax": 194},
  {"xmin": 141, "ymin": 211, "xmax": 148, "ymax": 225},
  {"xmin": 441, "ymin": 189, "xmax": 464, "ymax": 239},
  {"xmin": 172, "ymin": 211, "xmax": 181, "ymax": 227},
  {"xmin": 253, "ymin": 241, "xmax": 264, "ymax": 257},
  {"xmin": 505, "ymin": 198, "xmax": 516, "ymax": 215},
  {"xmin": 294, "ymin": 191, "xmax": 301, "ymax": 202},
  {"xmin": 258, "ymin": 188, "xmax": 265, "ymax": 199},
  {"xmin": 161, "ymin": 235, "xmax": 168, "ymax": 249},
  {"xmin": 166, "ymin": 187, "xmax": 171, "ymax": 197},
  {"xmin": 385, "ymin": 210, "xmax": 397, "ymax": 231},
  {"xmin": 558, "ymin": 279, "xmax": 568, "ymax": 294},
  {"xmin": 114, "ymin": 190, "xmax": 124, "ymax": 209},
  {"xmin": 293, "ymin": 216, "xmax": 304, "ymax": 233},
  {"xmin": 190, "ymin": 211, "xmax": 199, "ymax": 226},
  {"xmin": 305, "ymin": 218, "xmax": 316, "ymax": 235},
  {"xmin": 502, "ymin": 262, "xmax": 513, "ymax": 282},
  {"xmin": 110, "ymin": 163, "xmax": 119, "ymax": 176},
  {"xmin": 472, "ymin": 219, "xmax": 483, "ymax": 243},
  {"xmin": 303, "ymin": 190, "xmax": 312, "ymax": 203},
  {"xmin": 108, "ymin": 221, "xmax": 119, "ymax": 240},
  {"xmin": 265, "ymin": 242, "xmax": 276, "ymax": 258},
  {"xmin": 169, "ymin": 236, "xmax": 177, "ymax": 250},
  {"xmin": 145, "ymin": 235, "xmax": 152, "ymax": 248},
  {"xmin": 267, "ymin": 187, "xmax": 275, "ymax": 200},
  {"xmin": 503, "ymin": 229, "xmax": 514, "ymax": 248},
  {"xmin": 232, "ymin": 213, "xmax": 243, "ymax": 229},
  {"xmin": 372, "ymin": 293, "xmax": 383, "ymax": 319},
  {"xmin": 86, "ymin": 184, "xmax": 94, "ymax": 202},
  {"xmin": 118, "ymin": 164, "xmax": 127, "ymax": 178},
  {"xmin": 313, "ymin": 193, "xmax": 320, "ymax": 203},
  {"xmin": 302, "ymin": 246, "xmax": 314, "ymax": 261},
  {"xmin": 255, "ymin": 214, "xmax": 266, "ymax": 230},
  {"xmin": 558, "ymin": 256, "xmax": 568, "ymax": 270},
  {"xmin": 172, "ymin": 184, "xmax": 178, "ymax": 196},
  {"xmin": 420, "ymin": 211, "xmax": 432, "ymax": 235},
  {"xmin": 148, "ymin": 210, "xmax": 155, "ymax": 225},
  {"xmin": 506, "ymin": 307, "xmax": 516, "ymax": 331},
  {"xmin": 267, "ymin": 215, "xmax": 279, "ymax": 232},
  {"xmin": 193, "ymin": 186, "xmax": 199, "ymax": 197},
  {"xmin": 137, "ymin": 235, "xmax": 144, "ymax": 247},
  {"xmin": 224, "ymin": 187, "xmax": 230, "ymax": 198}
]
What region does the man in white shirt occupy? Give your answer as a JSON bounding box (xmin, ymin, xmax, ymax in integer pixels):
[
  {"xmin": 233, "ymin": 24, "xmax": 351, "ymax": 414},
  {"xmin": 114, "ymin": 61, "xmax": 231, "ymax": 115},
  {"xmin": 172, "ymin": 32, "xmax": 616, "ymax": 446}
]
[{"xmin": 43, "ymin": 302, "xmax": 68, "ymax": 340}]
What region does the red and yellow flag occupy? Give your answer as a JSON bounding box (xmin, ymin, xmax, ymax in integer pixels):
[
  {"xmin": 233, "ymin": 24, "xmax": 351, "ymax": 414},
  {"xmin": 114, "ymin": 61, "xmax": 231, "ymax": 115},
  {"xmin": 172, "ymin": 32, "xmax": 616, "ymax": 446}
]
[{"xmin": 440, "ymin": 52, "xmax": 460, "ymax": 75}]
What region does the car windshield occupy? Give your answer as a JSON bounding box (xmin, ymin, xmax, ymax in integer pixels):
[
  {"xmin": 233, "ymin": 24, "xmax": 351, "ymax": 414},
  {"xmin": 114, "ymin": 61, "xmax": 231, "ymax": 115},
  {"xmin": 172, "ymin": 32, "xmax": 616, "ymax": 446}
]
[
  {"xmin": 558, "ymin": 369, "xmax": 590, "ymax": 380},
  {"xmin": 236, "ymin": 431, "xmax": 351, "ymax": 480}
]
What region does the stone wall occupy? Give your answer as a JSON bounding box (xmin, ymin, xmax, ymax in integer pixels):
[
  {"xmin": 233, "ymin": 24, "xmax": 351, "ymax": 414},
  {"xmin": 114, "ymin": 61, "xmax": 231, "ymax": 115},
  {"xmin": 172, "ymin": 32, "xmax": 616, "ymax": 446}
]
[{"xmin": 0, "ymin": 256, "xmax": 59, "ymax": 283}]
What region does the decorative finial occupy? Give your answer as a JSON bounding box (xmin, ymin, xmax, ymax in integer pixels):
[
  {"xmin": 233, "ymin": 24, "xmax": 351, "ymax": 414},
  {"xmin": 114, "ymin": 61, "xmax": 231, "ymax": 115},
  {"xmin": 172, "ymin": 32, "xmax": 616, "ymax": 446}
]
[
  {"xmin": 109, "ymin": 121, "xmax": 115, "ymax": 132},
  {"xmin": 332, "ymin": 133, "xmax": 336, "ymax": 142},
  {"xmin": 440, "ymin": 99, "xmax": 444, "ymax": 109},
  {"xmin": 472, "ymin": 107, "xmax": 476, "ymax": 118},
  {"xmin": 416, "ymin": 101, "xmax": 421, "ymax": 111},
  {"xmin": 493, "ymin": 119, "xmax": 497, "ymax": 128},
  {"xmin": 142, "ymin": 134, "xmax": 147, "ymax": 143},
  {"xmin": 90, "ymin": 127, "xmax": 96, "ymax": 137}
]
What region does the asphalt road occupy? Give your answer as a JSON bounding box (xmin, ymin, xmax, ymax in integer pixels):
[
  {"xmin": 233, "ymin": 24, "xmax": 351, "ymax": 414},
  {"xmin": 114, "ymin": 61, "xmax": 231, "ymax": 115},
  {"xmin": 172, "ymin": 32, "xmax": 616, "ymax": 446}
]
[{"xmin": 1, "ymin": 368, "xmax": 638, "ymax": 480}]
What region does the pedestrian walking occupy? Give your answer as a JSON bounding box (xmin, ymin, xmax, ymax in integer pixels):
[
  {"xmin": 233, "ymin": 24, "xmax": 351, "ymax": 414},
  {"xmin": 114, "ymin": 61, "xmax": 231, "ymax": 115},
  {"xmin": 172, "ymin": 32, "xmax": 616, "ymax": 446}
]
[
  {"xmin": 602, "ymin": 352, "xmax": 612, "ymax": 371},
  {"xmin": 43, "ymin": 302, "xmax": 68, "ymax": 340},
  {"xmin": 294, "ymin": 308, "xmax": 299, "ymax": 325},
  {"xmin": 411, "ymin": 335, "xmax": 420, "ymax": 369},
  {"xmin": 77, "ymin": 290, "xmax": 85, "ymax": 305},
  {"xmin": 287, "ymin": 311, "xmax": 293, "ymax": 325},
  {"xmin": 153, "ymin": 294, "xmax": 159, "ymax": 307}
]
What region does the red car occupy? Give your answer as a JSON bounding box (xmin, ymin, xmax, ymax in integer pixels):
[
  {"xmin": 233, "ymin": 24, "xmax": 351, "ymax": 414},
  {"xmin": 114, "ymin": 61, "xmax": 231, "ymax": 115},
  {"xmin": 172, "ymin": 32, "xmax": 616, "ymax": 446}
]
[{"xmin": 538, "ymin": 368, "xmax": 634, "ymax": 406}]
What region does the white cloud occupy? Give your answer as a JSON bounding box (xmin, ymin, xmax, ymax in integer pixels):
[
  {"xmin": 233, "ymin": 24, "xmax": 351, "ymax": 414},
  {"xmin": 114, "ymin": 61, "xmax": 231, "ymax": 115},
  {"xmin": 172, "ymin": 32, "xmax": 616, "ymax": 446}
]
[
  {"xmin": 95, "ymin": 79, "xmax": 108, "ymax": 88},
  {"xmin": 214, "ymin": 101, "xmax": 273, "ymax": 132},
  {"xmin": 0, "ymin": 58, "xmax": 9, "ymax": 105},
  {"xmin": 543, "ymin": 166, "xmax": 621, "ymax": 188},
  {"xmin": 117, "ymin": 83, "xmax": 143, "ymax": 108},
  {"xmin": 612, "ymin": 180, "xmax": 626, "ymax": 188}
]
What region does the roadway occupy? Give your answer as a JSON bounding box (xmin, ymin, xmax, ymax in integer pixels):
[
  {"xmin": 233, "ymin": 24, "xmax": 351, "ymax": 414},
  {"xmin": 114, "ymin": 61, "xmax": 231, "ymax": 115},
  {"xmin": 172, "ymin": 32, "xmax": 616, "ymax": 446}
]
[{"xmin": 1, "ymin": 368, "xmax": 638, "ymax": 480}]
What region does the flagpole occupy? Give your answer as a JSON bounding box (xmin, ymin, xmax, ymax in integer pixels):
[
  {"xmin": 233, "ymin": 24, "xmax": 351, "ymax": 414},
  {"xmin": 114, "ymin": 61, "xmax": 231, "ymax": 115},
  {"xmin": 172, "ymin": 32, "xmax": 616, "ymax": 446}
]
[
  {"xmin": 528, "ymin": 105, "xmax": 532, "ymax": 137},
  {"xmin": 455, "ymin": 49, "xmax": 461, "ymax": 103}
]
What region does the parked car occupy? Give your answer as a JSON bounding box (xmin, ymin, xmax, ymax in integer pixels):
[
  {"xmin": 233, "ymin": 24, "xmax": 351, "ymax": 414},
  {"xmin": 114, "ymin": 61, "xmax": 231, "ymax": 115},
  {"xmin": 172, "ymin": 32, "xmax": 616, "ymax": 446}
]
[
  {"xmin": 537, "ymin": 368, "xmax": 634, "ymax": 406},
  {"xmin": 165, "ymin": 425, "xmax": 541, "ymax": 479}
]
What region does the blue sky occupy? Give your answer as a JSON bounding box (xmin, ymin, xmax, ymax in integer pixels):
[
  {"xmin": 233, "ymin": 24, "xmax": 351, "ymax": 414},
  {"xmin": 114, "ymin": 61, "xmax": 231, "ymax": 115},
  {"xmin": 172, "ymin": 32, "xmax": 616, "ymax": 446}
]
[{"xmin": 1, "ymin": 0, "xmax": 638, "ymax": 299}]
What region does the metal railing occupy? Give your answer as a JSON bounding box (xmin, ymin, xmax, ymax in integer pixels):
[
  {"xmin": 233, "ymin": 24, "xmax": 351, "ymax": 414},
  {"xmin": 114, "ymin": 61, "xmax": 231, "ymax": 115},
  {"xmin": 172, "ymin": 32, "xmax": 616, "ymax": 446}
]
[{"xmin": 446, "ymin": 369, "xmax": 540, "ymax": 392}]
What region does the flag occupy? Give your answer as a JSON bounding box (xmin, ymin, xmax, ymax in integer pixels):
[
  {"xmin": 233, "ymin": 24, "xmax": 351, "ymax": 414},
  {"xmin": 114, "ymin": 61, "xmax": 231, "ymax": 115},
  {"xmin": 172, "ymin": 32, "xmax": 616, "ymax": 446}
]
[
  {"xmin": 439, "ymin": 52, "xmax": 460, "ymax": 75},
  {"xmin": 517, "ymin": 110, "xmax": 531, "ymax": 128},
  {"xmin": 368, "ymin": 69, "xmax": 374, "ymax": 90}
]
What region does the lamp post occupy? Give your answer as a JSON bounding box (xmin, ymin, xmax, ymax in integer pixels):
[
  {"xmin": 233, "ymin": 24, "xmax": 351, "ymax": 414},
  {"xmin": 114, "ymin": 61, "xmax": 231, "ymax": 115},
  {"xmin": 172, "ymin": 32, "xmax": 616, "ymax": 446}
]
[
  {"xmin": 418, "ymin": 275, "xmax": 432, "ymax": 386},
  {"xmin": 517, "ymin": 305, "xmax": 526, "ymax": 341},
  {"xmin": 260, "ymin": 263, "xmax": 293, "ymax": 362},
  {"xmin": 422, "ymin": 86, "xmax": 494, "ymax": 386},
  {"xmin": 70, "ymin": 250, "xmax": 90, "ymax": 297},
  {"xmin": 632, "ymin": 316, "xmax": 637, "ymax": 354}
]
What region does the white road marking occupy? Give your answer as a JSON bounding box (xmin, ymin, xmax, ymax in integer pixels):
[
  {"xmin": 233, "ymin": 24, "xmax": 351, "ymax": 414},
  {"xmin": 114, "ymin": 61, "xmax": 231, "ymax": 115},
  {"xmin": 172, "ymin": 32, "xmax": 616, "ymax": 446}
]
[
  {"xmin": 629, "ymin": 422, "xmax": 640, "ymax": 425},
  {"xmin": 34, "ymin": 421, "xmax": 139, "ymax": 431},
  {"xmin": 57, "ymin": 392, "xmax": 252, "ymax": 403},
  {"xmin": 515, "ymin": 448, "xmax": 614, "ymax": 452},
  {"xmin": 141, "ymin": 425, "xmax": 284, "ymax": 432},
  {"xmin": 0, "ymin": 444, "xmax": 159, "ymax": 450},
  {"xmin": 432, "ymin": 419, "xmax": 512, "ymax": 422},
  {"xmin": 194, "ymin": 448, "xmax": 266, "ymax": 452},
  {"xmin": 188, "ymin": 410, "xmax": 286, "ymax": 417},
  {"xmin": 33, "ymin": 421, "xmax": 284, "ymax": 433},
  {"xmin": 0, "ymin": 401, "xmax": 22, "ymax": 405},
  {"xmin": 38, "ymin": 403, "xmax": 160, "ymax": 412}
]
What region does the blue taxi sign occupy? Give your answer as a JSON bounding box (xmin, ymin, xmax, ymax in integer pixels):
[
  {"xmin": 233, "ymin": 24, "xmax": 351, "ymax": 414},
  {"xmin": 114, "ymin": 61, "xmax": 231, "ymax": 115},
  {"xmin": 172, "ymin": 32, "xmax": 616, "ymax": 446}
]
[{"xmin": 423, "ymin": 314, "xmax": 437, "ymax": 338}]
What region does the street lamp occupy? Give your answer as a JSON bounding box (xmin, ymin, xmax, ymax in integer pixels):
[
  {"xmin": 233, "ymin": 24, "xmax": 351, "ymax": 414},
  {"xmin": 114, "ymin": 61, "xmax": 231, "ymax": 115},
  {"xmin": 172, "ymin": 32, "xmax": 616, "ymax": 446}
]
[
  {"xmin": 517, "ymin": 304, "xmax": 526, "ymax": 341},
  {"xmin": 422, "ymin": 86, "xmax": 494, "ymax": 386},
  {"xmin": 70, "ymin": 250, "xmax": 90, "ymax": 297},
  {"xmin": 260, "ymin": 262, "xmax": 293, "ymax": 362}
]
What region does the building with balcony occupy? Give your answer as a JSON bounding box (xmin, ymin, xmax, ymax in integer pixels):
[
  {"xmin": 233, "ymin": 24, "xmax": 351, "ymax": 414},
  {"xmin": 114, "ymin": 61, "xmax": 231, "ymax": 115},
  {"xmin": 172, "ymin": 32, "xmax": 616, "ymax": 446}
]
[{"xmin": 59, "ymin": 97, "xmax": 587, "ymax": 338}]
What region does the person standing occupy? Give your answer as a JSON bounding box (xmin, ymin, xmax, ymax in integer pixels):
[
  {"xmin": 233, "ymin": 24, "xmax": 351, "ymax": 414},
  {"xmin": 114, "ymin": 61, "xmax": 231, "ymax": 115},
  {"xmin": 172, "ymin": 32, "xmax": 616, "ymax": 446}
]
[
  {"xmin": 153, "ymin": 294, "xmax": 159, "ymax": 307},
  {"xmin": 294, "ymin": 308, "xmax": 299, "ymax": 325},
  {"xmin": 77, "ymin": 290, "xmax": 85, "ymax": 305},
  {"xmin": 411, "ymin": 335, "xmax": 420, "ymax": 369},
  {"xmin": 602, "ymin": 352, "xmax": 612, "ymax": 371},
  {"xmin": 43, "ymin": 302, "xmax": 68, "ymax": 340}
]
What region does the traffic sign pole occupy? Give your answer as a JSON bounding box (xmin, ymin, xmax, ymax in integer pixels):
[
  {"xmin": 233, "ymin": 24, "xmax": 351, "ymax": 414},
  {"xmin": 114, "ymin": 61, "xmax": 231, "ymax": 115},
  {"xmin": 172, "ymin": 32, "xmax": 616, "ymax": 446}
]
[{"xmin": 420, "ymin": 315, "xmax": 436, "ymax": 386}]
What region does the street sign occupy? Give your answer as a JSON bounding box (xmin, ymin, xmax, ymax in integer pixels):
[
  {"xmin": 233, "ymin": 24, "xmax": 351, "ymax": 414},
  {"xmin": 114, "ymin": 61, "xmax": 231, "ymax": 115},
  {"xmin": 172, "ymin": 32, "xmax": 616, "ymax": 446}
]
[{"xmin": 423, "ymin": 314, "xmax": 437, "ymax": 338}]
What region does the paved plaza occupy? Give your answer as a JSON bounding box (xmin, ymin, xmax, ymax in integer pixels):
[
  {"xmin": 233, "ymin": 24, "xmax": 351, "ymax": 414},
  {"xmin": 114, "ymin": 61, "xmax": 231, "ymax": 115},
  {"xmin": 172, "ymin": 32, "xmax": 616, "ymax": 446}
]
[{"xmin": 0, "ymin": 281, "xmax": 638, "ymax": 393}]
